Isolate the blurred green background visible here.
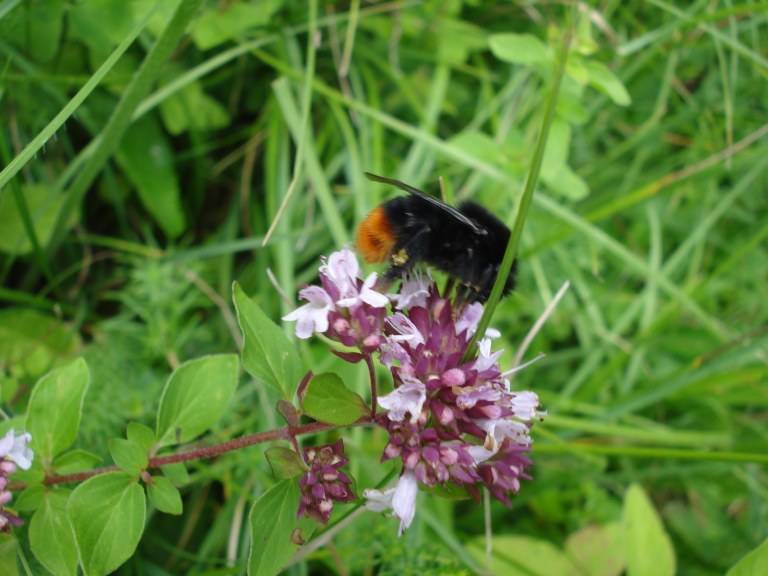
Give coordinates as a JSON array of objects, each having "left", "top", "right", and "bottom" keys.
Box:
[{"left": 1, "top": 1, "right": 767, "bottom": 574}]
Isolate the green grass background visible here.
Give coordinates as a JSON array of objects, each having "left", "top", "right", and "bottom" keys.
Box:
[{"left": 1, "top": 0, "right": 767, "bottom": 574}]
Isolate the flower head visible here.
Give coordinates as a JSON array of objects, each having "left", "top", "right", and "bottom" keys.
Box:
[
  {"left": 284, "top": 249, "right": 388, "bottom": 349},
  {"left": 297, "top": 440, "right": 356, "bottom": 524},
  {"left": 366, "top": 286, "right": 543, "bottom": 532},
  {"left": 283, "top": 250, "right": 545, "bottom": 533}
]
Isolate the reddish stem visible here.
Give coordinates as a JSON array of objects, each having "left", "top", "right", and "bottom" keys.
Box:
[
  {"left": 40, "top": 419, "right": 373, "bottom": 487},
  {"left": 364, "top": 352, "right": 377, "bottom": 417}
]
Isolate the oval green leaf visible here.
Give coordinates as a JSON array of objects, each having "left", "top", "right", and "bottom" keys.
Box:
[
  {"left": 489, "top": 33, "right": 553, "bottom": 67},
  {"left": 67, "top": 472, "right": 146, "bottom": 576},
  {"left": 248, "top": 479, "right": 315, "bottom": 576},
  {"left": 30, "top": 489, "right": 78, "bottom": 576},
  {"left": 109, "top": 438, "right": 148, "bottom": 477},
  {"left": 26, "top": 357, "right": 90, "bottom": 466},
  {"left": 117, "top": 115, "right": 185, "bottom": 238},
  {"left": 233, "top": 282, "right": 303, "bottom": 399},
  {"left": 301, "top": 372, "right": 369, "bottom": 426},
  {"left": 586, "top": 60, "right": 631, "bottom": 106},
  {"left": 146, "top": 475, "right": 183, "bottom": 515},
  {"left": 623, "top": 484, "right": 676, "bottom": 576},
  {"left": 156, "top": 354, "right": 239, "bottom": 448}
]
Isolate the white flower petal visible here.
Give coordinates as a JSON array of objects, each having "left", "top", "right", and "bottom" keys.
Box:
[
  {"left": 363, "top": 487, "right": 395, "bottom": 512},
  {"left": 6, "top": 430, "right": 33, "bottom": 470},
  {"left": 363, "top": 471, "right": 419, "bottom": 536},
  {"left": 387, "top": 313, "right": 425, "bottom": 347},
  {"left": 392, "top": 471, "right": 418, "bottom": 535},
  {"left": 0, "top": 430, "right": 14, "bottom": 459},
  {"left": 391, "top": 273, "right": 430, "bottom": 310},
  {"left": 378, "top": 375, "right": 426, "bottom": 423},
  {"left": 283, "top": 287, "right": 334, "bottom": 338},
  {"left": 322, "top": 249, "right": 360, "bottom": 299},
  {"left": 359, "top": 273, "right": 389, "bottom": 308},
  {"left": 510, "top": 391, "right": 541, "bottom": 420},
  {"left": 455, "top": 302, "right": 483, "bottom": 335},
  {"left": 467, "top": 444, "right": 496, "bottom": 464}
]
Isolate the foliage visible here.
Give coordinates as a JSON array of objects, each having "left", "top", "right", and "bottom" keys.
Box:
[{"left": 1, "top": 0, "right": 767, "bottom": 574}]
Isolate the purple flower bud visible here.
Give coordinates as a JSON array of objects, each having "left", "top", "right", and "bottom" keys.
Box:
[{"left": 297, "top": 440, "right": 356, "bottom": 524}]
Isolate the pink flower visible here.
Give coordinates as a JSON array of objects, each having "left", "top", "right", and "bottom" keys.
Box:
[
  {"left": 320, "top": 248, "right": 360, "bottom": 301},
  {"left": 386, "top": 313, "right": 425, "bottom": 348},
  {"left": 337, "top": 272, "right": 389, "bottom": 308},
  {"left": 282, "top": 286, "right": 335, "bottom": 339},
  {"left": 390, "top": 273, "right": 430, "bottom": 310},
  {"left": 378, "top": 374, "right": 426, "bottom": 424}
]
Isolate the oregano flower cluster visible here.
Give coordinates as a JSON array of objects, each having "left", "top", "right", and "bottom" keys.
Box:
[{"left": 284, "top": 249, "right": 544, "bottom": 533}]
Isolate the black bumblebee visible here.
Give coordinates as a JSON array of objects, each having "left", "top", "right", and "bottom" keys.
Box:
[{"left": 356, "top": 172, "right": 516, "bottom": 303}]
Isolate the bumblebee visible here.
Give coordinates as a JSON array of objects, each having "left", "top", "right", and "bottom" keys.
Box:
[{"left": 356, "top": 172, "right": 516, "bottom": 303}]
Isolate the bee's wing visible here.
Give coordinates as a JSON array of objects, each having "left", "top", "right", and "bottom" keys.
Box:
[{"left": 364, "top": 172, "right": 481, "bottom": 233}]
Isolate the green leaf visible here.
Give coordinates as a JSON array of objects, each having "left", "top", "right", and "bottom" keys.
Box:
[
  {"left": 564, "top": 522, "right": 626, "bottom": 576},
  {"left": 156, "top": 354, "right": 239, "bottom": 448},
  {"left": 116, "top": 115, "right": 185, "bottom": 238},
  {"left": 489, "top": 33, "right": 553, "bottom": 67},
  {"left": 623, "top": 484, "right": 676, "bottom": 576},
  {"left": 233, "top": 282, "right": 303, "bottom": 399},
  {"left": 248, "top": 479, "right": 315, "bottom": 576},
  {"left": 542, "top": 165, "right": 589, "bottom": 200},
  {"left": 146, "top": 475, "right": 183, "bottom": 515},
  {"left": 0, "top": 535, "right": 17, "bottom": 576},
  {"left": 159, "top": 80, "right": 230, "bottom": 135},
  {"left": 30, "top": 489, "right": 78, "bottom": 576},
  {"left": 0, "top": 309, "right": 79, "bottom": 380},
  {"left": 127, "top": 423, "right": 156, "bottom": 453},
  {"left": 449, "top": 131, "right": 507, "bottom": 167},
  {"left": 190, "top": 0, "right": 282, "bottom": 49},
  {"left": 52, "top": 450, "right": 103, "bottom": 475},
  {"left": 586, "top": 60, "right": 631, "bottom": 106},
  {"left": 541, "top": 118, "right": 589, "bottom": 200},
  {"left": 109, "top": 438, "right": 148, "bottom": 477},
  {"left": 265, "top": 447, "right": 306, "bottom": 480},
  {"left": 436, "top": 18, "right": 487, "bottom": 64},
  {"left": 0, "top": 0, "right": 63, "bottom": 63},
  {"left": 161, "top": 462, "right": 190, "bottom": 485},
  {"left": 726, "top": 535, "right": 768, "bottom": 576},
  {"left": 68, "top": 0, "right": 134, "bottom": 52},
  {"left": 26, "top": 358, "right": 90, "bottom": 466},
  {"left": 467, "top": 535, "right": 578, "bottom": 575},
  {"left": 0, "top": 185, "right": 71, "bottom": 255},
  {"left": 67, "top": 472, "right": 146, "bottom": 576},
  {"left": 15, "top": 484, "right": 47, "bottom": 512},
  {"left": 301, "top": 372, "right": 369, "bottom": 426}
]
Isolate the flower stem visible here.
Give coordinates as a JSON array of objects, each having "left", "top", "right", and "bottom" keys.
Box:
[
  {"left": 39, "top": 419, "right": 375, "bottom": 487},
  {"left": 364, "top": 352, "right": 378, "bottom": 417}
]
